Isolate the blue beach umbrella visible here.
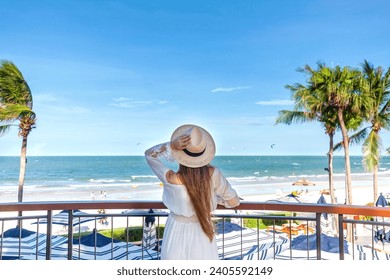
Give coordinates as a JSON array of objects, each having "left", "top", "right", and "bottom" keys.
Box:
[
  {"left": 215, "top": 222, "right": 289, "bottom": 260},
  {"left": 33, "top": 209, "right": 99, "bottom": 228},
  {"left": 317, "top": 194, "right": 328, "bottom": 220},
  {"left": 291, "top": 233, "right": 349, "bottom": 254},
  {"left": 71, "top": 230, "right": 159, "bottom": 260},
  {"left": 22, "top": 229, "right": 160, "bottom": 260},
  {"left": 375, "top": 193, "right": 388, "bottom": 207},
  {"left": 143, "top": 209, "right": 157, "bottom": 250},
  {"left": 275, "top": 240, "right": 390, "bottom": 260},
  {"left": 122, "top": 208, "right": 167, "bottom": 251},
  {"left": 145, "top": 209, "right": 156, "bottom": 226},
  {"left": 374, "top": 229, "right": 387, "bottom": 243},
  {"left": 0, "top": 227, "right": 67, "bottom": 260},
  {"left": 374, "top": 193, "right": 389, "bottom": 245}
]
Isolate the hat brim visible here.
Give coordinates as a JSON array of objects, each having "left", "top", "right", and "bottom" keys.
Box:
[{"left": 170, "top": 124, "right": 216, "bottom": 168}]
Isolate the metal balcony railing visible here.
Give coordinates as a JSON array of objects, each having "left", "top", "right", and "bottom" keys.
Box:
[{"left": 1, "top": 200, "right": 390, "bottom": 260}]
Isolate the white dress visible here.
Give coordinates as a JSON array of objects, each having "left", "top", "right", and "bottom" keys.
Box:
[{"left": 145, "top": 143, "right": 239, "bottom": 260}]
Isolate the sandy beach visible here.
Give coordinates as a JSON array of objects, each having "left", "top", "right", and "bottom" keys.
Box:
[
  {"left": 239, "top": 172, "right": 390, "bottom": 205},
  {"left": 1, "top": 170, "right": 389, "bottom": 216},
  {"left": 1, "top": 172, "right": 390, "bottom": 206},
  {"left": 1, "top": 172, "right": 389, "bottom": 230}
]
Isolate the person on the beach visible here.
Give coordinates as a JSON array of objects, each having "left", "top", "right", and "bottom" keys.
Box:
[{"left": 145, "top": 124, "right": 240, "bottom": 260}]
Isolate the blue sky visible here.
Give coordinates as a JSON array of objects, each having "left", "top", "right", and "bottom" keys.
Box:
[{"left": 1, "top": 0, "right": 389, "bottom": 156}]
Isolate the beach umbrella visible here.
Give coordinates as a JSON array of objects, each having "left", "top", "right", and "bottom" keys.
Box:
[
  {"left": 22, "top": 229, "right": 160, "bottom": 260},
  {"left": 215, "top": 222, "right": 289, "bottom": 260},
  {"left": 142, "top": 209, "right": 157, "bottom": 250},
  {"left": 375, "top": 193, "right": 388, "bottom": 207},
  {"left": 121, "top": 208, "right": 167, "bottom": 217},
  {"left": 121, "top": 208, "right": 167, "bottom": 251},
  {"left": 373, "top": 228, "right": 387, "bottom": 243},
  {"left": 317, "top": 194, "right": 328, "bottom": 220},
  {"left": 71, "top": 230, "right": 159, "bottom": 260},
  {"left": 0, "top": 226, "right": 67, "bottom": 260},
  {"left": 274, "top": 244, "right": 390, "bottom": 260},
  {"left": 292, "top": 179, "right": 315, "bottom": 186},
  {"left": 290, "top": 233, "right": 348, "bottom": 253},
  {"left": 374, "top": 193, "right": 389, "bottom": 245},
  {"left": 33, "top": 209, "right": 98, "bottom": 227},
  {"left": 275, "top": 234, "right": 390, "bottom": 260}
]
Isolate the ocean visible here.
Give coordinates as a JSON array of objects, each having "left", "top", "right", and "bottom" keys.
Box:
[{"left": 1, "top": 155, "right": 390, "bottom": 201}]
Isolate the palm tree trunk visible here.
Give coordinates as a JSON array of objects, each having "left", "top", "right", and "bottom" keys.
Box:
[
  {"left": 344, "top": 144, "right": 353, "bottom": 204},
  {"left": 337, "top": 109, "right": 354, "bottom": 241},
  {"left": 327, "top": 132, "right": 339, "bottom": 235},
  {"left": 17, "top": 136, "right": 28, "bottom": 225},
  {"left": 337, "top": 109, "right": 353, "bottom": 205},
  {"left": 327, "top": 132, "right": 336, "bottom": 203},
  {"left": 373, "top": 164, "right": 378, "bottom": 203}
]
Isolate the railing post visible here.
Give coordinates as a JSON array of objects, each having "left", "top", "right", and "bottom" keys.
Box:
[
  {"left": 45, "top": 210, "right": 52, "bottom": 260},
  {"left": 222, "top": 218, "right": 225, "bottom": 259},
  {"left": 67, "top": 210, "right": 73, "bottom": 260},
  {"left": 338, "top": 214, "right": 344, "bottom": 260},
  {"left": 0, "top": 220, "right": 4, "bottom": 260},
  {"left": 315, "top": 213, "right": 321, "bottom": 260}
]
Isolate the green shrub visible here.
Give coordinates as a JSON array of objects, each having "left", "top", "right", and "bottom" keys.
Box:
[
  {"left": 242, "top": 213, "right": 293, "bottom": 229},
  {"left": 243, "top": 218, "right": 262, "bottom": 229},
  {"left": 260, "top": 214, "right": 288, "bottom": 227},
  {"left": 98, "top": 226, "right": 165, "bottom": 242},
  {"left": 261, "top": 218, "right": 287, "bottom": 227}
]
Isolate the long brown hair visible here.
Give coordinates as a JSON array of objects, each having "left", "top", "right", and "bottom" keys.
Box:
[{"left": 178, "top": 164, "right": 214, "bottom": 241}]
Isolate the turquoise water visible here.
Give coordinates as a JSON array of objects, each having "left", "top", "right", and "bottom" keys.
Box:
[{"left": 1, "top": 155, "right": 389, "bottom": 198}]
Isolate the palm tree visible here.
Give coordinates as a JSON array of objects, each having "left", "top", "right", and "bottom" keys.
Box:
[
  {"left": 277, "top": 65, "right": 358, "bottom": 235},
  {"left": 283, "top": 63, "right": 366, "bottom": 205},
  {"left": 276, "top": 78, "right": 339, "bottom": 206},
  {"left": 308, "top": 63, "right": 366, "bottom": 205},
  {"left": 0, "top": 60, "right": 36, "bottom": 206},
  {"left": 359, "top": 60, "right": 390, "bottom": 202}
]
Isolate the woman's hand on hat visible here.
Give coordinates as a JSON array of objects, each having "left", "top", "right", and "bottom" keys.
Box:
[{"left": 171, "top": 135, "right": 191, "bottom": 151}]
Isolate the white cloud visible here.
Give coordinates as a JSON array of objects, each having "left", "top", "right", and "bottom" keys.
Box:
[
  {"left": 255, "top": 99, "right": 294, "bottom": 106},
  {"left": 112, "top": 97, "right": 131, "bottom": 102},
  {"left": 110, "top": 98, "right": 168, "bottom": 108},
  {"left": 211, "top": 86, "right": 251, "bottom": 93}
]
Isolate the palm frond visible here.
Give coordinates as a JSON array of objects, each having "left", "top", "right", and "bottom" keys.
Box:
[
  {"left": 0, "top": 124, "right": 11, "bottom": 136},
  {"left": 380, "top": 99, "right": 390, "bottom": 116},
  {"left": 0, "top": 61, "right": 36, "bottom": 140},
  {"left": 333, "top": 141, "right": 343, "bottom": 151},
  {"left": 362, "top": 130, "right": 382, "bottom": 171},
  {"left": 348, "top": 127, "right": 370, "bottom": 146},
  {"left": 275, "top": 110, "right": 312, "bottom": 125},
  {"left": 0, "top": 103, "right": 34, "bottom": 120},
  {"left": 334, "top": 126, "right": 370, "bottom": 151},
  {"left": 0, "top": 60, "right": 33, "bottom": 108}
]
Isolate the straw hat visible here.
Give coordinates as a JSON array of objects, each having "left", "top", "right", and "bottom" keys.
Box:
[{"left": 170, "top": 124, "right": 216, "bottom": 168}]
